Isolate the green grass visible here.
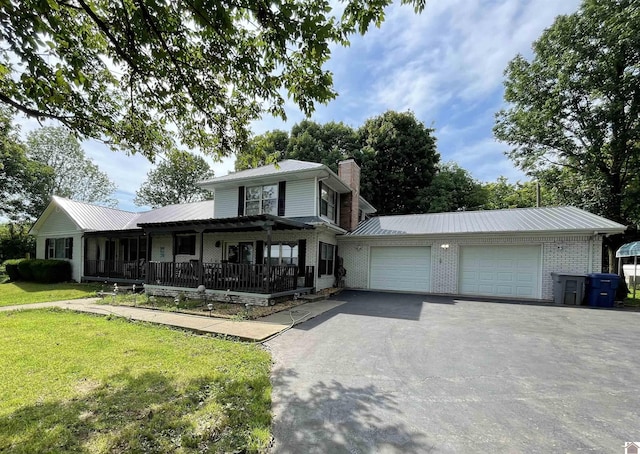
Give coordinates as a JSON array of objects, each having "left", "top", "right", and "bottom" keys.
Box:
[
  {"left": 625, "top": 288, "right": 640, "bottom": 307},
  {"left": 0, "top": 309, "right": 272, "bottom": 453},
  {"left": 0, "top": 281, "right": 103, "bottom": 307}
]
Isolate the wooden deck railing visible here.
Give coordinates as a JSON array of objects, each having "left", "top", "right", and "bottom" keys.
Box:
[
  {"left": 147, "top": 262, "right": 315, "bottom": 294},
  {"left": 84, "top": 260, "right": 145, "bottom": 280}
]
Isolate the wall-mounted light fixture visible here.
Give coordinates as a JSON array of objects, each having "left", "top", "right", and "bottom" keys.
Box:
[
  {"left": 215, "top": 240, "right": 221, "bottom": 248},
  {"left": 440, "top": 244, "right": 450, "bottom": 250}
]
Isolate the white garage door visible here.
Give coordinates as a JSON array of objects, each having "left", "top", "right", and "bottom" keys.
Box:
[
  {"left": 369, "top": 246, "right": 431, "bottom": 292},
  {"left": 460, "top": 245, "right": 541, "bottom": 298}
]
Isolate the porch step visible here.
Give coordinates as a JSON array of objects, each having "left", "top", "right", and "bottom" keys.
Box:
[{"left": 298, "top": 294, "right": 328, "bottom": 302}]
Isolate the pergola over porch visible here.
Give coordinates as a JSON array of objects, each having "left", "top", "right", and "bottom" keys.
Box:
[{"left": 137, "top": 214, "right": 315, "bottom": 298}]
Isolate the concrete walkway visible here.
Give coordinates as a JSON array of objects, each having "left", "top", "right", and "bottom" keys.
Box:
[{"left": 0, "top": 297, "right": 344, "bottom": 342}]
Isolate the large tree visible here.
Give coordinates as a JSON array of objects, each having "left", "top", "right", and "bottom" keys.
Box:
[
  {"left": 287, "top": 120, "right": 359, "bottom": 173},
  {"left": 494, "top": 0, "right": 640, "bottom": 227},
  {"left": 356, "top": 110, "right": 439, "bottom": 215},
  {"left": 0, "top": 0, "right": 424, "bottom": 160},
  {"left": 135, "top": 149, "right": 214, "bottom": 208},
  {"left": 235, "top": 130, "right": 290, "bottom": 171},
  {"left": 26, "top": 127, "right": 117, "bottom": 207},
  {"left": 419, "top": 163, "right": 486, "bottom": 213},
  {"left": 0, "top": 109, "right": 53, "bottom": 220},
  {"left": 481, "top": 177, "right": 554, "bottom": 210}
]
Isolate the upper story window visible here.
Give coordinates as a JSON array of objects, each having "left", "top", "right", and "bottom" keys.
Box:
[
  {"left": 320, "top": 183, "right": 337, "bottom": 221},
  {"left": 246, "top": 184, "right": 278, "bottom": 215}
]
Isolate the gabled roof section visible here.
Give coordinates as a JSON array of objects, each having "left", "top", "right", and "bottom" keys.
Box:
[
  {"left": 31, "top": 196, "right": 215, "bottom": 234},
  {"left": 346, "top": 206, "right": 626, "bottom": 237},
  {"left": 31, "top": 196, "right": 139, "bottom": 234},
  {"left": 124, "top": 200, "right": 214, "bottom": 229},
  {"left": 200, "top": 160, "right": 324, "bottom": 184}
]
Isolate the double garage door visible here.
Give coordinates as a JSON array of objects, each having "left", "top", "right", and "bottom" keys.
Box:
[{"left": 368, "top": 245, "right": 541, "bottom": 298}]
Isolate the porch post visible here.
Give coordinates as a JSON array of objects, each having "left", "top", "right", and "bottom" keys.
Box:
[
  {"left": 136, "top": 235, "right": 140, "bottom": 279},
  {"left": 108, "top": 236, "right": 112, "bottom": 279},
  {"left": 145, "top": 231, "right": 152, "bottom": 285},
  {"left": 265, "top": 225, "right": 272, "bottom": 293},
  {"left": 634, "top": 256, "right": 637, "bottom": 300},
  {"left": 198, "top": 229, "right": 204, "bottom": 286}
]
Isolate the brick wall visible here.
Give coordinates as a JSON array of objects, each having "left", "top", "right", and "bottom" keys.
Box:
[{"left": 338, "top": 234, "right": 603, "bottom": 300}]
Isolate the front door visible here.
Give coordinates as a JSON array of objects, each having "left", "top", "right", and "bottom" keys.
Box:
[{"left": 227, "top": 242, "right": 254, "bottom": 264}]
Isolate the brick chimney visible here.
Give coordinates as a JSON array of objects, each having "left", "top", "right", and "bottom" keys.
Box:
[{"left": 338, "top": 159, "right": 360, "bottom": 231}]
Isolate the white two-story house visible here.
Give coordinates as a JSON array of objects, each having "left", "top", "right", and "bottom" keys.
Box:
[
  {"left": 30, "top": 158, "right": 626, "bottom": 304},
  {"left": 30, "top": 159, "right": 376, "bottom": 304}
]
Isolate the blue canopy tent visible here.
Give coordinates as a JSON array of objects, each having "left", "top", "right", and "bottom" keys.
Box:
[{"left": 616, "top": 241, "right": 640, "bottom": 299}]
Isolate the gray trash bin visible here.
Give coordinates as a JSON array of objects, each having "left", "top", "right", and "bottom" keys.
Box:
[{"left": 551, "top": 273, "right": 587, "bottom": 305}]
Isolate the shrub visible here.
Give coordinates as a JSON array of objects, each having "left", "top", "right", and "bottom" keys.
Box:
[
  {"left": 29, "top": 259, "right": 71, "bottom": 283},
  {"left": 3, "top": 259, "right": 25, "bottom": 281},
  {"left": 2, "top": 259, "right": 71, "bottom": 283},
  {"left": 17, "top": 260, "right": 34, "bottom": 281}
]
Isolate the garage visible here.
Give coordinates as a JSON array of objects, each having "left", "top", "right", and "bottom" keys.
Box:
[
  {"left": 459, "top": 245, "right": 541, "bottom": 298},
  {"left": 369, "top": 246, "right": 431, "bottom": 292}
]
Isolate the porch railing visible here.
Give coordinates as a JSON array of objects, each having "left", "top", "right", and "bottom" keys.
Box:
[
  {"left": 84, "top": 260, "right": 145, "bottom": 280},
  {"left": 147, "top": 261, "right": 315, "bottom": 294}
]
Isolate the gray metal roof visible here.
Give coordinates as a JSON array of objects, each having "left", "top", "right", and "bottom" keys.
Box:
[
  {"left": 346, "top": 206, "right": 626, "bottom": 236},
  {"left": 200, "top": 160, "right": 324, "bottom": 184},
  {"left": 42, "top": 196, "right": 214, "bottom": 232},
  {"left": 124, "top": 200, "right": 215, "bottom": 229},
  {"left": 53, "top": 196, "right": 139, "bottom": 231}
]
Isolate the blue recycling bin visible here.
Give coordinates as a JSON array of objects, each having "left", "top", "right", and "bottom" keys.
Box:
[{"left": 586, "top": 273, "right": 620, "bottom": 307}]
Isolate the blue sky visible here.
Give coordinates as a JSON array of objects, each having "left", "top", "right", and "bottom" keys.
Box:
[{"left": 19, "top": 0, "right": 582, "bottom": 213}]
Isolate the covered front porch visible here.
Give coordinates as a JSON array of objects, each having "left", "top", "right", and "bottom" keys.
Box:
[{"left": 129, "top": 214, "right": 316, "bottom": 303}]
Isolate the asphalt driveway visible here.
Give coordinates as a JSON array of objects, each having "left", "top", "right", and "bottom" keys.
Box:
[{"left": 266, "top": 290, "right": 640, "bottom": 453}]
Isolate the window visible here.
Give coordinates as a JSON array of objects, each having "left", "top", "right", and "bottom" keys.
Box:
[
  {"left": 320, "top": 183, "right": 337, "bottom": 221},
  {"left": 318, "top": 242, "right": 335, "bottom": 275},
  {"left": 227, "top": 242, "right": 254, "bottom": 264},
  {"left": 176, "top": 235, "right": 196, "bottom": 255},
  {"left": 264, "top": 243, "right": 298, "bottom": 266},
  {"left": 122, "top": 238, "right": 147, "bottom": 261},
  {"left": 46, "top": 237, "right": 73, "bottom": 259},
  {"left": 245, "top": 184, "right": 278, "bottom": 215}
]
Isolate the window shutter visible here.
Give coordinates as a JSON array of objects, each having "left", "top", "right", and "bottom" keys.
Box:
[
  {"left": 318, "top": 181, "right": 323, "bottom": 216},
  {"left": 238, "top": 186, "right": 245, "bottom": 216},
  {"left": 318, "top": 241, "right": 323, "bottom": 277},
  {"left": 297, "top": 239, "right": 306, "bottom": 276},
  {"left": 67, "top": 237, "right": 73, "bottom": 260},
  {"left": 256, "top": 240, "right": 264, "bottom": 264},
  {"left": 333, "top": 245, "right": 338, "bottom": 277},
  {"left": 278, "top": 181, "right": 286, "bottom": 216},
  {"left": 45, "top": 239, "right": 50, "bottom": 259}
]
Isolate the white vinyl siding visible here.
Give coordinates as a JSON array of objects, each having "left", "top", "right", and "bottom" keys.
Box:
[
  {"left": 285, "top": 179, "right": 317, "bottom": 217},
  {"left": 459, "top": 245, "right": 541, "bottom": 298},
  {"left": 213, "top": 187, "right": 238, "bottom": 218},
  {"left": 37, "top": 208, "right": 77, "bottom": 234},
  {"left": 369, "top": 246, "right": 431, "bottom": 293}
]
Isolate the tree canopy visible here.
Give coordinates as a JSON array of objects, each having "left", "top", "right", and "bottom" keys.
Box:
[
  {"left": 420, "top": 163, "right": 486, "bottom": 213},
  {"left": 356, "top": 110, "right": 439, "bottom": 214},
  {"left": 26, "top": 126, "right": 117, "bottom": 207},
  {"left": 0, "top": 109, "right": 53, "bottom": 221},
  {"left": 135, "top": 149, "right": 214, "bottom": 208},
  {"left": 494, "top": 0, "right": 640, "bottom": 226},
  {"left": 0, "top": 0, "right": 424, "bottom": 160}
]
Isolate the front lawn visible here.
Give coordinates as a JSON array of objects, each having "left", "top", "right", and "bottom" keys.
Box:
[
  {"left": 0, "top": 309, "right": 272, "bottom": 453},
  {"left": 0, "top": 281, "right": 102, "bottom": 307}
]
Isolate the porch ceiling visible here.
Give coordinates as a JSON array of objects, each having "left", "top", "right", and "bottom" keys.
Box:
[{"left": 137, "top": 214, "right": 313, "bottom": 233}]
